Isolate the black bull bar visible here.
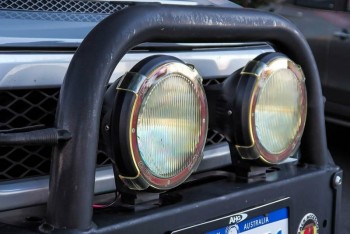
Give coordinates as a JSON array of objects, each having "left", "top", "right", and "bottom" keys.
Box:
[{"left": 44, "top": 4, "right": 338, "bottom": 232}]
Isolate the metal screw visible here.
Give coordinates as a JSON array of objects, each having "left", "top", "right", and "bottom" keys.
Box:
[
  {"left": 104, "top": 125, "right": 110, "bottom": 131},
  {"left": 39, "top": 223, "right": 54, "bottom": 233},
  {"left": 228, "top": 110, "right": 233, "bottom": 116},
  {"left": 334, "top": 175, "right": 342, "bottom": 186}
]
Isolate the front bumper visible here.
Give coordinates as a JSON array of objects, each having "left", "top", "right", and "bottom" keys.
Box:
[{"left": 0, "top": 164, "right": 342, "bottom": 233}]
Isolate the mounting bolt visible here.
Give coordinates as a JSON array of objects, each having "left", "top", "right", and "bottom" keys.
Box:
[
  {"left": 227, "top": 110, "right": 232, "bottom": 116},
  {"left": 334, "top": 175, "right": 342, "bottom": 186},
  {"left": 39, "top": 223, "right": 54, "bottom": 233},
  {"left": 104, "top": 125, "right": 110, "bottom": 131}
]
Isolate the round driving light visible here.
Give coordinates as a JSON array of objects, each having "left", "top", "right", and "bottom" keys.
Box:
[
  {"left": 235, "top": 53, "right": 307, "bottom": 164},
  {"left": 111, "top": 55, "right": 208, "bottom": 191}
]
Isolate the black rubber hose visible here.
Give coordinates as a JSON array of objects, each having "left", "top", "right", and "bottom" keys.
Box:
[{"left": 47, "top": 4, "right": 332, "bottom": 230}]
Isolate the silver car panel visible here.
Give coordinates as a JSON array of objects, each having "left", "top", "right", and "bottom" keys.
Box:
[{"left": 0, "top": 45, "right": 273, "bottom": 89}]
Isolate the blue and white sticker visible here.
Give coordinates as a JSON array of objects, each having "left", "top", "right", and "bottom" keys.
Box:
[{"left": 206, "top": 208, "right": 288, "bottom": 234}]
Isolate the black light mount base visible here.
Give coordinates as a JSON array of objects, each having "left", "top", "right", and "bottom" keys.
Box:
[
  {"left": 234, "top": 161, "right": 270, "bottom": 183},
  {"left": 118, "top": 190, "right": 184, "bottom": 212},
  {"left": 228, "top": 144, "right": 272, "bottom": 183},
  {"left": 120, "top": 191, "right": 160, "bottom": 208}
]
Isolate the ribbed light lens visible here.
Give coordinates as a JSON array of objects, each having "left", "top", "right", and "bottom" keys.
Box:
[
  {"left": 137, "top": 73, "right": 203, "bottom": 178},
  {"left": 235, "top": 53, "right": 307, "bottom": 164},
  {"left": 249, "top": 57, "right": 307, "bottom": 163},
  {"left": 114, "top": 56, "right": 208, "bottom": 190},
  {"left": 255, "top": 68, "right": 303, "bottom": 154}
]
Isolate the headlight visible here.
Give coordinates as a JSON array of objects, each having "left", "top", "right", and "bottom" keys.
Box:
[
  {"left": 109, "top": 55, "right": 208, "bottom": 191},
  {"left": 234, "top": 53, "right": 307, "bottom": 164}
]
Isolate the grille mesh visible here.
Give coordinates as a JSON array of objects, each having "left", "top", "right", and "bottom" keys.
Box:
[
  {"left": 0, "top": 89, "right": 59, "bottom": 130},
  {"left": 206, "top": 129, "right": 226, "bottom": 146},
  {"left": 203, "top": 77, "right": 226, "bottom": 86},
  {"left": 0, "top": 9, "right": 108, "bottom": 23},
  {"left": 202, "top": 77, "right": 227, "bottom": 147},
  {"left": 0, "top": 89, "right": 111, "bottom": 181},
  {"left": 0, "top": 78, "right": 226, "bottom": 181},
  {"left": 0, "top": 0, "right": 130, "bottom": 14},
  {"left": 0, "top": 146, "right": 51, "bottom": 180}
]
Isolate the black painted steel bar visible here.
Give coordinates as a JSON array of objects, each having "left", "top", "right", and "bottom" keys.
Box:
[
  {"left": 0, "top": 128, "right": 71, "bottom": 146},
  {"left": 47, "top": 4, "right": 331, "bottom": 230}
]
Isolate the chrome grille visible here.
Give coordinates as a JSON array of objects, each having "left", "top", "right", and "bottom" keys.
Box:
[
  {"left": 0, "top": 79, "right": 226, "bottom": 181},
  {"left": 0, "top": 0, "right": 130, "bottom": 14}
]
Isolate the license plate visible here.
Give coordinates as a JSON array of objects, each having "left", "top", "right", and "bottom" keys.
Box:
[{"left": 206, "top": 208, "right": 288, "bottom": 234}]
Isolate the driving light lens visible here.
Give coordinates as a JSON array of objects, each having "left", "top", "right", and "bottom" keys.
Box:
[
  {"left": 255, "top": 68, "right": 303, "bottom": 154},
  {"left": 137, "top": 74, "right": 203, "bottom": 178},
  {"left": 236, "top": 53, "right": 307, "bottom": 164},
  {"left": 111, "top": 56, "right": 208, "bottom": 191}
]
